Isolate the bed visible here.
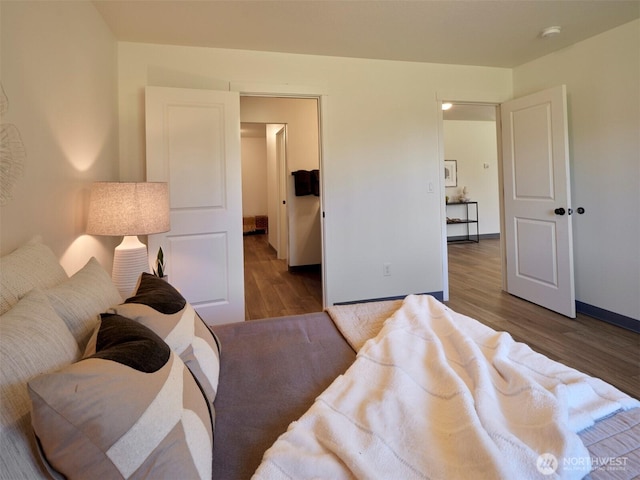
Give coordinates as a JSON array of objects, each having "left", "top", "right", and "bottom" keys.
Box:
[
  {"left": 212, "top": 300, "right": 640, "bottom": 480},
  {"left": 211, "top": 312, "right": 355, "bottom": 478},
  {"left": 1, "top": 237, "right": 638, "bottom": 480}
]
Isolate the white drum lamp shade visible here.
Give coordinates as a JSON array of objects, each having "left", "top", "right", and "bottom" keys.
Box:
[{"left": 86, "top": 182, "right": 170, "bottom": 299}]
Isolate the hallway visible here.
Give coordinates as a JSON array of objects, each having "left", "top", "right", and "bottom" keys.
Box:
[{"left": 243, "top": 234, "right": 322, "bottom": 320}]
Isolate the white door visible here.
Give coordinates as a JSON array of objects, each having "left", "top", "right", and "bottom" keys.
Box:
[
  {"left": 501, "top": 85, "right": 575, "bottom": 317},
  {"left": 146, "top": 86, "right": 245, "bottom": 325}
]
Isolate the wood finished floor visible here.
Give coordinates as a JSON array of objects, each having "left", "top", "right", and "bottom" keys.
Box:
[
  {"left": 243, "top": 233, "right": 322, "bottom": 320},
  {"left": 244, "top": 234, "right": 639, "bottom": 398}
]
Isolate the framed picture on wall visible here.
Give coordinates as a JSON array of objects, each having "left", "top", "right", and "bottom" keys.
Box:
[{"left": 444, "top": 160, "right": 457, "bottom": 187}]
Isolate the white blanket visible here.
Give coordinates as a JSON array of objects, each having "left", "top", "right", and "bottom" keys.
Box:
[{"left": 253, "top": 295, "right": 638, "bottom": 480}]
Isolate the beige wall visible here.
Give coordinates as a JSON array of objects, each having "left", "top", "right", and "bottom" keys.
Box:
[
  {"left": 117, "top": 42, "right": 512, "bottom": 305},
  {"left": 514, "top": 20, "right": 639, "bottom": 321},
  {"left": 443, "top": 120, "right": 500, "bottom": 236},
  {"left": 241, "top": 136, "right": 268, "bottom": 217},
  {"left": 0, "top": 1, "right": 120, "bottom": 274}
]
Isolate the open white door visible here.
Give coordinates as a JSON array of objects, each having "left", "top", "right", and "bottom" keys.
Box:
[
  {"left": 501, "top": 85, "right": 575, "bottom": 317},
  {"left": 146, "top": 86, "right": 244, "bottom": 324}
]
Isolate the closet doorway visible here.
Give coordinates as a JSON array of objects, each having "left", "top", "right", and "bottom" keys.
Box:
[{"left": 240, "top": 96, "right": 323, "bottom": 319}]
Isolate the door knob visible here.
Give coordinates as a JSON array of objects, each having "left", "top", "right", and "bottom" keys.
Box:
[
  {"left": 554, "top": 208, "right": 566, "bottom": 215},
  {"left": 577, "top": 207, "right": 585, "bottom": 214}
]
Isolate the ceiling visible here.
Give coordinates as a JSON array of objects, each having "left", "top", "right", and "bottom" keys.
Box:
[{"left": 93, "top": 0, "right": 639, "bottom": 68}]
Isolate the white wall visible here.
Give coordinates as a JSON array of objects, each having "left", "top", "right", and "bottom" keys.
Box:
[
  {"left": 240, "top": 96, "right": 321, "bottom": 266},
  {"left": 514, "top": 20, "right": 639, "bottom": 321},
  {"left": 444, "top": 120, "right": 500, "bottom": 237},
  {"left": 0, "top": 1, "right": 119, "bottom": 274},
  {"left": 241, "top": 136, "right": 268, "bottom": 216},
  {"left": 117, "top": 42, "right": 512, "bottom": 306}
]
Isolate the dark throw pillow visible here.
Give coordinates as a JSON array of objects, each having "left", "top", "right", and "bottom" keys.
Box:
[
  {"left": 110, "top": 273, "right": 221, "bottom": 409},
  {"left": 28, "top": 314, "right": 213, "bottom": 480}
]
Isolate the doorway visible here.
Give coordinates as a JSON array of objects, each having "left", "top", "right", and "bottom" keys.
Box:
[
  {"left": 240, "top": 96, "right": 323, "bottom": 319},
  {"left": 442, "top": 87, "right": 575, "bottom": 317},
  {"left": 441, "top": 102, "right": 502, "bottom": 293}
]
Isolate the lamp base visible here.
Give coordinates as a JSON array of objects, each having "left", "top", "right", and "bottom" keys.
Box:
[{"left": 112, "top": 236, "right": 150, "bottom": 299}]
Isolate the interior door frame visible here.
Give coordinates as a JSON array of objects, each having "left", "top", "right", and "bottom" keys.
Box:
[
  {"left": 439, "top": 90, "right": 575, "bottom": 315},
  {"left": 436, "top": 94, "right": 508, "bottom": 301},
  {"left": 275, "top": 124, "right": 289, "bottom": 261},
  {"left": 233, "top": 83, "right": 328, "bottom": 308}
]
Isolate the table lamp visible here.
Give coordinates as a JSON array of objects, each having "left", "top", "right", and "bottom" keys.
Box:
[{"left": 86, "top": 182, "right": 170, "bottom": 299}]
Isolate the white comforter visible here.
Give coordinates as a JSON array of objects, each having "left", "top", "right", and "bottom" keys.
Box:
[{"left": 253, "top": 295, "right": 638, "bottom": 480}]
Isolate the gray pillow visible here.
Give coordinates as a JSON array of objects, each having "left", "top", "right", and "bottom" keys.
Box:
[
  {"left": 110, "top": 273, "right": 221, "bottom": 408},
  {"left": 29, "top": 314, "right": 213, "bottom": 480},
  {"left": 0, "top": 289, "right": 80, "bottom": 479},
  {"left": 0, "top": 236, "right": 68, "bottom": 315},
  {"left": 45, "top": 257, "right": 122, "bottom": 350}
]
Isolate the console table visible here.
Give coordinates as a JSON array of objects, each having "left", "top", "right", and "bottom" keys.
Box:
[{"left": 446, "top": 201, "right": 479, "bottom": 243}]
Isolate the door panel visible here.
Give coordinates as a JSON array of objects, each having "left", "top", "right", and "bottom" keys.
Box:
[
  {"left": 146, "top": 86, "right": 244, "bottom": 325},
  {"left": 168, "top": 233, "right": 228, "bottom": 304},
  {"left": 514, "top": 218, "right": 557, "bottom": 287},
  {"left": 501, "top": 85, "right": 575, "bottom": 317},
  {"left": 167, "top": 103, "right": 226, "bottom": 208},
  {"left": 512, "top": 104, "right": 554, "bottom": 199}
]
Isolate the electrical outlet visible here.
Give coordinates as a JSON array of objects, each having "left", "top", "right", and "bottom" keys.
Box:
[{"left": 383, "top": 263, "right": 391, "bottom": 276}]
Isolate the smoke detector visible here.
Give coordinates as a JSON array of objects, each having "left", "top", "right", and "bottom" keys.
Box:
[{"left": 541, "top": 26, "right": 562, "bottom": 39}]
